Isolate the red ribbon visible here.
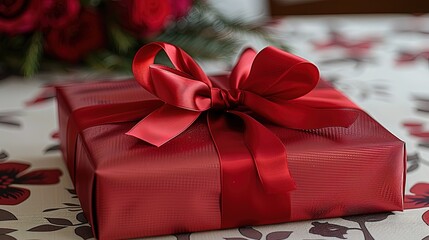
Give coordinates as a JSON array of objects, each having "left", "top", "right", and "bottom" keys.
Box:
[{"left": 130, "top": 42, "right": 357, "bottom": 195}]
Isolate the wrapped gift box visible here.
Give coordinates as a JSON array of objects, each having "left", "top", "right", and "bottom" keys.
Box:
[{"left": 56, "top": 42, "right": 405, "bottom": 240}]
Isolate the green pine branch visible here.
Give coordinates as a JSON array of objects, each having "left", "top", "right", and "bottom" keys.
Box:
[
  {"left": 84, "top": 50, "right": 133, "bottom": 73},
  {"left": 108, "top": 22, "right": 138, "bottom": 54},
  {"left": 155, "top": 29, "right": 240, "bottom": 60},
  {"left": 192, "top": 1, "right": 288, "bottom": 50},
  {"left": 21, "top": 31, "right": 43, "bottom": 77}
]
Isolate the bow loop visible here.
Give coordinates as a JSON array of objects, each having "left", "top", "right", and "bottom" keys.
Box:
[
  {"left": 229, "top": 48, "right": 257, "bottom": 89},
  {"left": 133, "top": 42, "right": 213, "bottom": 111},
  {"left": 148, "top": 65, "right": 212, "bottom": 111},
  {"left": 238, "top": 46, "right": 319, "bottom": 101}
]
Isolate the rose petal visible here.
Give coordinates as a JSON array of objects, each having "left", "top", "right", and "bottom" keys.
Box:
[
  {"left": 410, "top": 183, "right": 429, "bottom": 195},
  {"left": 402, "top": 121, "right": 423, "bottom": 128},
  {"left": 423, "top": 210, "right": 429, "bottom": 226},
  {"left": 41, "top": 0, "right": 80, "bottom": 28},
  {"left": 0, "top": 187, "right": 30, "bottom": 205},
  {"left": 0, "top": 162, "right": 30, "bottom": 175},
  {"left": 0, "top": 0, "right": 49, "bottom": 34},
  {"left": 15, "top": 169, "right": 62, "bottom": 184}
]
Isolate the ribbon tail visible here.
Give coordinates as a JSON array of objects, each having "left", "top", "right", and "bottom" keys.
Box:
[
  {"left": 243, "top": 91, "right": 359, "bottom": 129},
  {"left": 126, "top": 104, "right": 201, "bottom": 147},
  {"left": 230, "top": 110, "right": 296, "bottom": 194}
]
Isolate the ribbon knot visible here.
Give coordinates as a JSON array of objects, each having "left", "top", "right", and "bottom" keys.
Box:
[
  {"left": 211, "top": 88, "right": 243, "bottom": 110},
  {"left": 128, "top": 42, "right": 358, "bottom": 194}
]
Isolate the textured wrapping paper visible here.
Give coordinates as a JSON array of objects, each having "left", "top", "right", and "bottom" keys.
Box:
[{"left": 56, "top": 43, "right": 405, "bottom": 240}]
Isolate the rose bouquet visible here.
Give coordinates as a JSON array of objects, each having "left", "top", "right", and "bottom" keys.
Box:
[{"left": 0, "top": 0, "right": 285, "bottom": 77}]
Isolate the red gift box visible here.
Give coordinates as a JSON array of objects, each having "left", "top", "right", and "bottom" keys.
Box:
[{"left": 56, "top": 42, "right": 405, "bottom": 240}]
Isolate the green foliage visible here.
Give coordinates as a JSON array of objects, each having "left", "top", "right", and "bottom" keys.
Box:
[
  {"left": 80, "top": 0, "right": 102, "bottom": 7},
  {"left": 154, "top": 1, "right": 287, "bottom": 60},
  {"left": 22, "top": 32, "right": 43, "bottom": 77},
  {"left": 0, "top": 1, "right": 288, "bottom": 77},
  {"left": 85, "top": 50, "right": 133, "bottom": 73},
  {"left": 190, "top": 1, "right": 288, "bottom": 51},
  {"left": 108, "top": 22, "right": 138, "bottom": 54}
]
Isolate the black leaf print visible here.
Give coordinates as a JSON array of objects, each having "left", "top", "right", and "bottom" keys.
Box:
[
  {"left": 0, "top": 235, "right": 17, "bottom": 240},
  {"left": 239, "top": 227, "right": 263, "bottom": 240},
  {"left": 43, "top": 208, "right": 63, "bottom": 212},
  {"left": 0, "top": 151, "right": 8, "bottom": 161},
  {"left": 0, "top": 120, "right": 20, "bottom": 127},
  {"left": 419, "top": 143, "right": 429, "bottom": 148},
  {"left": 0, "top": 210, "right": 17, "bottom": 221},
  {"left": 29, "top": 188, "right": 93, "bottom": 238},
  {"left": 266, "top": 231, "right": 292, "bottom": 240},
  {"left": 413, "top": 96, "right": 429, "bottom": 113},
  {"left": 68, "top": 208, "right": 82, "bottom": 212},
  {"left": 66, "top": 188, "right": 77, "bottom": 195},
  {"left": 0, "top": 228, "right": 16, "bottom": 235},
  {"left": 74, "top": 226, "right": 93, "bottom": 240},
  {"left": 0, "top": 112, "right": 21, "bottom": 128},
  {"left": 341, "top": 212, "right": 394, "bottom": 240},
  {"left": 44, "top": 144, "right": 61, "bottom": 153},
  {"left": 28, "top": 224, "right": 66, "bottom": 232},
  {"left": 76, "top": 212, "right": 88, "bottom": 223},
  {"left": 63, "top": 203, "right": 80, "bottom": 207},
  {"left": 46, "top": 217, "right": 73, "bottom": 226},
  {"left": 408, "top": 163, "right": 420, "bottom": 172},
  {"left": 408, "top": 153, "right": 424, "bottom": 170},
  {"left": 401, "top": 122, "right": 429, "bottom": 172},
  {"left": 309, "top": 222, "right": 349, "bottom": 239},
  {"left": 343, "top": 212, "right": 393, "bottom": 223},
  {"left": 175, "top": 233, "right": 191, "bottom": 240},
  {"left": 229, "top": 227, "right": 294, "bottom": 240},
  {"left": 407, "top": 153, "right": 429, "bottom": 169},
  {"left": 408, "top": 153, "right": 420, "bottom": 162}
]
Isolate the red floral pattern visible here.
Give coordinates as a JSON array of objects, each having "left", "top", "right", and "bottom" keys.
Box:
[
  {"left": 424, "top": 211, "right": 429, "bottom": 226},
  {"left": 405, "top": 183, "right": 429, "bottom": 209},
  {"left": 405, "top": 183, "right": 429, "bottom": 226},
  {"left": 313, "top": 31, "right": 378, "bottom": 55},
  {"left": 396, "top": 50, "right": 429, "bottom": 65},
  {"left": 0, "top": 162, "right": 62, "bottom": 205}
]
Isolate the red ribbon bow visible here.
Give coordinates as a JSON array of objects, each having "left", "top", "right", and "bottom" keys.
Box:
[{"left": 129, "top": 42, "right": 357, "bottom": 195}]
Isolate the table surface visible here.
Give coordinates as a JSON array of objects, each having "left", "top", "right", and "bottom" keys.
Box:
[{"left": 0, "top": 15, "right": 429, "bottom": 240}]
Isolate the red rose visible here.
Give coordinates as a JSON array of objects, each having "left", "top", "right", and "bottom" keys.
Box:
[
  {"left": 41, "top": 0, "right": 80, "bottom": 29},
  {"left": 112, "top": 0, "right": 172, "bottom": 38},
  {"left": 0, "top": 0, "right": 51, "bottom": 35},
  {"left": 44, "top": 9, "right": 105, "bottom": 62},
  {"left": 170, "top": 0, "right": 192, "bottom": 19}
]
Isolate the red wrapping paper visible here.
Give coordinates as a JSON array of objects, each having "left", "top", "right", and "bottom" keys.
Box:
[{"left": 56, "top": 44, "right": 405, "bottom": 240}]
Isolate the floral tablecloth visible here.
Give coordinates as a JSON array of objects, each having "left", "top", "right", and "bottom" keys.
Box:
[{"left": 1, "top": 14, "right": 429, "bottom": 240}]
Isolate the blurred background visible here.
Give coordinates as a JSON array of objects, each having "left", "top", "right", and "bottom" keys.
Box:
[{"left": 0, "top": 0, "right": 428, "bottom": 78}]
